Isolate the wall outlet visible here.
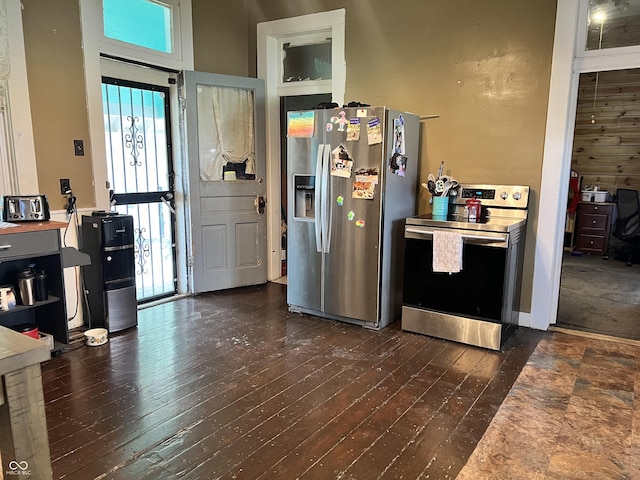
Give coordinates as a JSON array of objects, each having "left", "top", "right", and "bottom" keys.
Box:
[{"left": 60, "top": 178, "right": 71, "bottom": 195}]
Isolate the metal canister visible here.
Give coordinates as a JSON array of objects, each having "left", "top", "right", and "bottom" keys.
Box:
[
  {"left": 17, "top": 268, "right": 35, "bottom": 306},
  {"left": 35, "top": 270, "right": 48, "bottom": 301}
]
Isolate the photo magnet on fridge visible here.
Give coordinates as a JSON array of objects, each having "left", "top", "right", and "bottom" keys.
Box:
[
  {"left": 330, "top": 144, "right": 354, "bottom": 178},
  {"left": 394, "top": 115, "right": 406, "bottom": 155},
  {"left": 367, "top": 118, "right": 383, "bottom": 145},
  {"left": 355, "top": 167, "right": 379, "bottom": 184},
  {"left": 389, "top": 152, "right": 408, "bottom": 177},
  {"left": 347, "top": 118, "right": 361, "bottom": 141},
  {"left": 352, "top": 181, "right": 375, "bottom": 200}
]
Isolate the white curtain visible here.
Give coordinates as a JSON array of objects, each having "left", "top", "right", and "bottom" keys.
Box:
[{"left": 197, "top": 85, "right": 255, "bottom": 181}]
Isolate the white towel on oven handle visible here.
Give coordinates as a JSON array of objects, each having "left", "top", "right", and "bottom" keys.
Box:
[{"left": 432, "top": 230, "right": 463, "bottom": 273}]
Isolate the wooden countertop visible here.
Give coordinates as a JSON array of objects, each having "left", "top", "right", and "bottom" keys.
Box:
[
  {"left": 0, "top": 220, "right": 67, "bottom": 236},
  {"left": 0, "top": 326, "right": 50, "bottom": 376}
]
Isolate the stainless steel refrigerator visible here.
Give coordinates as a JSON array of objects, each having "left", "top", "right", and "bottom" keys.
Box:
[{"left": 286, "top": 106, "right": 419, "bottom": 330}]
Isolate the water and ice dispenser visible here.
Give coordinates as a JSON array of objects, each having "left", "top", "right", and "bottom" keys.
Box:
[{"left": 294, "top": 175, "right": 315, "bottom": 219}]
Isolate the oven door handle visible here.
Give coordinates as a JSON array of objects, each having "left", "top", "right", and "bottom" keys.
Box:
[{"left": 405, "top": 227, "right": 509, "bottom": 248}]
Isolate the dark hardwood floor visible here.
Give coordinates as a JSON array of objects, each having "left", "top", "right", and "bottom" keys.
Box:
[{"left": 41, "top": 283, "right": 542, "bottom": 479}]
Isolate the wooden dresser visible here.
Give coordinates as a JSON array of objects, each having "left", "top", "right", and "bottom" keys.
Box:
[{"left": 574, "top": 202, "right": 615, "bottom": 257}]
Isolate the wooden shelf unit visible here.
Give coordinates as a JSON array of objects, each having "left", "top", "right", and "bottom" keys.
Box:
[{"left": 0, "top": 221, "right": 70, "bottom": 344}]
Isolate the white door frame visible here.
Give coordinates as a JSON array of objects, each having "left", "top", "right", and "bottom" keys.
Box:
[
  {"left": 257, "top": 9, "right": 346, "bottom": 281},
  {"left": 6, "top": 0, "right": 38, "bottom": 195},
  {"left": 531, "top": 0, "right": 640, "bottom": 330}
]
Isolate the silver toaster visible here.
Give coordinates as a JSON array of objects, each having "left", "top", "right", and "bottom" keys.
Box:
[{"left": 2, "top": 195, "right": 51, "bottom": 222}]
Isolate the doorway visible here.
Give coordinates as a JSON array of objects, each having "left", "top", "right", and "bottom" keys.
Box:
[
  {"left": 102, "top": 76, "right": 178, "bottom": 303},
  {"left": 257, "top": 9, "right": 346, "bottom": 281},
  {"left": 557, "top": 68, "right": 640, "bottom": 341}
]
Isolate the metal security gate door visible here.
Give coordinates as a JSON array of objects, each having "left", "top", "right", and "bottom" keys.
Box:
[{"left": 102, "top": 77, "right": 177, "bottom": 302}]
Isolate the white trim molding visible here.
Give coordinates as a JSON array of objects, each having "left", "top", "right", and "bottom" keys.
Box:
[
  {"left": 530, "top": 0, "right": 581, "bottom": 330},
  {"left": 6, "top": 0, "right": 38, "bottom": 194},
  {"left": 79, "top": 0, "right": 194, "bottom": 210},
  {"left": 257, "top": 9, "right": 346, "bottom": 281},
  {"left": 531, "top": 0, "right": 640, "bottom": 330}
]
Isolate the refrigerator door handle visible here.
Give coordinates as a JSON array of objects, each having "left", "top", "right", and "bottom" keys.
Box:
[
  {"left": 314, "top": 144, "right": 324, "bottom": 253},
  {"left": 322, "top": 145, "right": 332, "bottom": 253}
]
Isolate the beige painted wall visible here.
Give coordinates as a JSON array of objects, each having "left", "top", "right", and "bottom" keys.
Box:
[
  {"left": 22, "top": 0, "right": 94, "bottom": 211},
  {"left": 192, "top": 0, "right": 250, "bottom": 75},
  {"left": 20, "top": 0, "right": 558, "bottom": 313},
  {"left": 20, "top": 0, "right": 250, "bottom": 212},
  {"left": 248, "top": 0, "right": 558, "bottom": 312}
]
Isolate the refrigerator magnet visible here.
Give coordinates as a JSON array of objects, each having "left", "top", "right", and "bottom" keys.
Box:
[
  {"left": 367, "top": 118, "right": 383, "bottom": 145},
  {"left": 393, "top": 115, "right": 406, "bottom": 155},
  {"left": 355, "top": 220, "right": 365, "bottom": 228},
  {"left": 389, "top": 153, "right": 408, "bottom": 177},
  {"left": 287, "top": 111, "right": 315, "bottom": 138},
  {"left": 355, "top": 167, "right": 379, "bottom": 185},
  {"left": 326, "top": 122, "right": 334, "bottom": 132},
  {"left": 329, "top": 111, "right": 348, "bottom": 131},
  {"left": 352, "top": 181, "right": 375, "bottom": 200},
  {"left": 346, "top": 118, "right": 361, "bottom": 141},
  {"left": 336, "top": 195, "right": 344, "bottom": 206},
  {"left": 330, "top": 144, "right": 354, "bottom": 178},
  {"left": 347, "top": 211, "right": 355, "bottom": 221}
]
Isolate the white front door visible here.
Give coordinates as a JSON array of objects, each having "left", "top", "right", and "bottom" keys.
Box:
[{"left": 182, "top": 71, "right": 267, "bottom": 292}]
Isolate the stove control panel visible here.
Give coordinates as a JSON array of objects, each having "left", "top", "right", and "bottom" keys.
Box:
[{"left": 455, "top": 185, "right": 529, "bottom": 209}]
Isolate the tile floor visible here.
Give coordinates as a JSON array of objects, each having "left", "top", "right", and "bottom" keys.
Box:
[{"left": 458, "top": 331, "right": 640, "bottom": 479}]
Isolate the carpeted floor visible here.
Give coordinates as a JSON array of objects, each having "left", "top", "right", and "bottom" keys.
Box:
[{"left": 557, "top": 252, "right": 640, "bottom": 340}]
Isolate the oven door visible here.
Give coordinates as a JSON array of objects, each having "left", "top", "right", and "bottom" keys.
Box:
[{"left": 403, "top": 226, "right": 509, "bottom": 322}]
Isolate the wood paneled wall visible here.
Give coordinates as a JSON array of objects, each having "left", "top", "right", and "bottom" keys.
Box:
[
  {"left": 572, "top": 68, "right": 640, "bottom": 195},
  {"left": 586, "top": 14, "right": 640, "bottom": 50}
]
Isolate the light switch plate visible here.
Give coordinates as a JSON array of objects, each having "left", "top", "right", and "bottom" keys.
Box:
[{"left": 74, "top": 139, "right": 84, "bottom": 156}]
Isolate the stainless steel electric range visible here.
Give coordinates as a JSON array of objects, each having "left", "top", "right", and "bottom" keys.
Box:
[{"left": 401, "top": 184, "right": 530, "bottom": 350}]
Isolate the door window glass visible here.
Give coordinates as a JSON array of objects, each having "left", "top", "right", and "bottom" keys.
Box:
[
  {"left": 586, "top": 0, "right": 640, "bottom": 50},
  {"left": 103, "top": 82, "right": 170, "bottom": 193},
  {"left": 103, "top": 0, "right": 173, "bottom": 54},
  {"left": 196, "top": 86, "right": 256, "bottom": 181}
]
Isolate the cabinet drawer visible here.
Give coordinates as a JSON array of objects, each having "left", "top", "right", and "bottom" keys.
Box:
[
  {"left": 576, "top": 234, "right": 606, "bottom": 253},
  {"left": 580, "top": 213, "right": 609, "bottom": 232},
  {"left": 579, "top": 203, "right": 613, "bottom": 216},
  {"left": 0, "top": 230, "right": 59, "bottom": 260}
]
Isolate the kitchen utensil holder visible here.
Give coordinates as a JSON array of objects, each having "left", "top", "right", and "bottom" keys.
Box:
[{"left": 432, "top": 196, "right": 449, "bottom": 217}]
